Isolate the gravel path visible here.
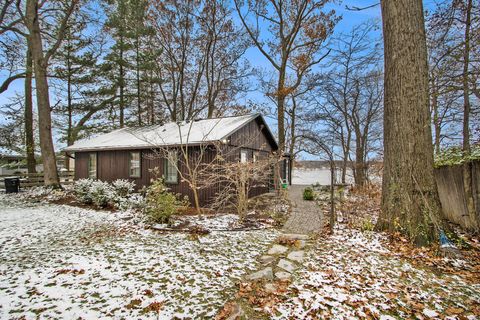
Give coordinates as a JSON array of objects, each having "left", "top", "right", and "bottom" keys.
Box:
[{"left": 282, "top": 185, "right": 323, "bottom": 235}]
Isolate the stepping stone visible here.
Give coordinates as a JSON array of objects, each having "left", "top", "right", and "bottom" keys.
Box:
[
  {"left": 275, "top": 271, "right": 291, "bottom": 280},
  {"left": 225, "top": 302, "right": 244, "bottom": 320},
  {"left": 295, "top": 240, "right": 306, "bottom": 249},
  {"left": 268, "top": 244, "right": 288, "bottom": 255},
  {"left": 287, "top": 251, "right": 304, "bottom": 263},
  {"left": 259, "top": 255, "right": 275, "bottom": 265},
  {"left": 283, "top": 233, "right": 309, "bottom": 240},
  {"left": 277, "top": 258, "right": 296, "bottom": 273},
  {"left": 246, "top": 267, "right": 273, "bottom": 281},
  {"left": 264, "top": 282, "right": 276, "bottom": 293}
]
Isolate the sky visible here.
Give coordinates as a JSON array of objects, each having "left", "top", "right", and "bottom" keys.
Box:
[{"left": 0, "top": 0, "right": 384, "bottom": 153}]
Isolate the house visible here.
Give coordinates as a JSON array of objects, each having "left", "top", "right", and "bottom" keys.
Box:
[
  {"left": 64, "top": 114, "right": 290, "bottom": 207},
  {"left": 0, "top": 149, "right": 43, "bottom": 175}
]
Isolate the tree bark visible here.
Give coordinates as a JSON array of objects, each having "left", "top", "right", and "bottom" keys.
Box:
[
  {"left": 26, "top": 0, "right": 60, "bottom": 187},
  {"left": 119, "top": 33, "right": 125, "bottom": 128},
  {"left": 377, "top": 0, "right": 443, "bottom": 245},
  {"left": 24, "top": 40, "right": 36, "bottom": 173},
  {"left": 354, "top": 136, "right": 366, "bottom": 187}
]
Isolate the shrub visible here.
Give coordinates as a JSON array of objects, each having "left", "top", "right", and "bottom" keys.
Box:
[
  {"left": 303, "top": 187, "right": 314, "bottom": 201},
  {"left": 90, "top": 180, "right": 113, "bottom": 208},
  {"left": 112, "top": 179, "right": 135, "bottom": 198},
  {"left": 360, "top": 218, "right": 375, "bottom": 232},
  {"left": 144, "top": 178, "right": 189, "bottom": 224},
  {"left": 73, "top": 179, "right": 142, "bottom": 210},
  {"left": 73, "top": 179, "right": 95, "bottom": 204}
]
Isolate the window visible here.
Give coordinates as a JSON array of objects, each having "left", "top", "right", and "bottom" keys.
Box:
[
  {"left": 129, "top": 151, "right": 141, "bottom": 178},
  {"left": 88, "top": 153, "right": 97, "bottom": 179},
  {"left": 240, "top": 149, "right": 248, "bottom": 163},
  {"left": 164, "top": 150, "right": 178, "bottom": 184}
]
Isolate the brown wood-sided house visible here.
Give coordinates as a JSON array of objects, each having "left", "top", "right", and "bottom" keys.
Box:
[{"left": 64, "top": 114, "right": 291, "bottom": 207}]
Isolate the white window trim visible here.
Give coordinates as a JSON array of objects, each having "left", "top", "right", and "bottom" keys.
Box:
[
  {"left": 240, "top": 149, "right": 248, "bottom": 163},
  {"left": 164, "top": 150, "right": 179, "bottom": 184},
  {"left": 88, "top": 152, "right": 97, "bottom": 179},
  {"left": 129, "top": 151, "right": 141, "bottom": 178}
]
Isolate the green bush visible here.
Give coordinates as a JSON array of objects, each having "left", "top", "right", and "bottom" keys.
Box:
[
  {"left": 144, "top": 178, "right": 189, "bottom": 224},
  {"left": 360, "top": 218, "right": 375, "bottom": 232},
  {"left": 303, "top": 187, "right": 314, "bottom": 201}
]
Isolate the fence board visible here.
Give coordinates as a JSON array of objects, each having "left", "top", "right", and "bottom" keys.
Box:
[
  {"left": 434, "top": 160, "right": 480, "bottom": 231},
  {"left": 0, "top": 172, "right": 74, "bottom": 188}
]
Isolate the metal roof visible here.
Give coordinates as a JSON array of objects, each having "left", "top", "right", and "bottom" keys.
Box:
[{"left": 64, "top": 114, "right": 278, "bottom": 152}]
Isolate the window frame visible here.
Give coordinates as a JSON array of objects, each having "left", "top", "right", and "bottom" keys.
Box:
[
  {"left": 164, "top": 150, "right": 179, "bottom": 184},
  {"left": 129, "top": 151, "right": 141, "bottom": 178},
  {"left": 88, "top": 152, "right": 97, "bottom": 179},
  {"left": 240, "top": 149, "right": 248, "bottom": 163}
]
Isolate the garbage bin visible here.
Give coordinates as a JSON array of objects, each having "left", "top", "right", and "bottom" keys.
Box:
[{"left": 4, "top": 177, "right": 20, "bottom": 193}]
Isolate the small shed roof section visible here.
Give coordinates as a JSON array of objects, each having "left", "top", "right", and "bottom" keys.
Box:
[{"left": 64, "top": 114, "right": 277, "bottom": 152}]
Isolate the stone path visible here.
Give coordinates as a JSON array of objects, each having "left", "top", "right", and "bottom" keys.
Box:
[
  {"left": 246, "top": 233, "right": 309, "bottom": 283},
  {"left": 244, "top": 185, "right": 323, "bottom": 283},
  {"left": 221, "top": 185, "right": 324, "bottom": 318},
  {"left": 282, "top": 184, "right": 323, "bottom": 234}
]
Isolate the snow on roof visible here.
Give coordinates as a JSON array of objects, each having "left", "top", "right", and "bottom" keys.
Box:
[{"left": 64, "top": 114, "right": 268, "bottom": 152}]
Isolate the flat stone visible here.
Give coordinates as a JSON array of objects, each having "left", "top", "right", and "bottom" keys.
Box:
[
  {"left": 225, "top": 302, "right": 244, "bottom": 320},
  {"left": 287, "top": 250, "right": 304, "bottom": 263},
  {"left": 246, "top": 267, "right": 273, "bottom": 281},
  {"left": 295, "top": 240, "right": 306, "bottom": 249},
  {"left": 264, "top": 282, "right": 277, "bottom": 293},
  {"left": 283, "top": 233, "right": 309, "bottom": 240},
  {"left": 267, "top": 244, "right": 288, "bottom": 255},
  {"left": 275, "top": 271, "right": 291, "bottom": 280},
  {"left": 278, "top": 258, "right": 296, "bottom": 273},
  {"left": 259, "top": 255, "right": 275, "bottom": 265}
]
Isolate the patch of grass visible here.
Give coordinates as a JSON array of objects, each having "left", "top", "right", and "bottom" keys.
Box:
[{"left": 125, "top": 299, "right": 142, "bottom": 309}]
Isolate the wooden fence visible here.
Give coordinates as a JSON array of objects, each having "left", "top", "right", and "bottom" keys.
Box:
[
  {"left": 435, "top": 160, "right": 480, "bottom": 231},
  {"left": 0, "top": 171, "right": 75, "bottom": 188}
]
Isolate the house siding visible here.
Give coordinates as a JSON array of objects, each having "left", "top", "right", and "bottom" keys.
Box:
[{"left": 72, "top": 116, "right": 280, "bottom": 207}]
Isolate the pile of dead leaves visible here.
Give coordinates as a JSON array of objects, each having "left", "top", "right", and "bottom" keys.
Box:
[
  {"left": 216, "top": 280, "right": 291, "bottom": 319},
  {"left": 385, "top": 231, "right": 480, "bottom": 284}
]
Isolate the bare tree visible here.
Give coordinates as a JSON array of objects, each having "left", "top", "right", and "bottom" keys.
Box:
[
  {"left": 208, "top": 151, "right": 277, "bottom": 219},
  {"left": 25, "top": 0, "right": 77, "bottom": 186},
  {"left": 234, "top": 0, "right": 338, "bottom": 152},
  {"left": 148, "top": 0, "right": 250, "bottom": 121},
  {"left": 317, "top": 21, "right": 383, "bottom": 186},
  {"left": 1, "top": 0, "right": 77, "bottom": 186}
]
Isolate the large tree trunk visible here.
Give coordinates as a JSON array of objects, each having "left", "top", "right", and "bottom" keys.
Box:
[
  {"left": 65, "top": 37, "right": 73, "bottom": 171},
  {"left": 119, "top": 33, "right": 125, "bottom": 128},
  {"left": 461, "top": 0, "right": 477, "bottom": 230},
  {"left": 277, "top": 63, "right": 286, "bottom": 152},
  {"left": 26, "top": 0, "right": 60, "bottom": 187},
  {"left": 377, "top": 0, "right": 442, "bottom": 245},
  {"left": 24, "top": 41, "right": 37, "bottom": 174}
]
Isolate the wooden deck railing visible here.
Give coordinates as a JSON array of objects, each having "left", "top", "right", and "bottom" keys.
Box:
[{"left": 0, "top": 171, "right": 75, "bottom": 188}]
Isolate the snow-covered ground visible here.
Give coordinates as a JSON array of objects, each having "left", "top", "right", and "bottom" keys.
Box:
[
  {"left": 292, "top": 168, "right": 355, "bottom": 185},
  {"left": 272, "top": 228, "right": 480, "bottom": 319},
  {"left": 0, "top": 193, "right": 278, "bottom": 319}
]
